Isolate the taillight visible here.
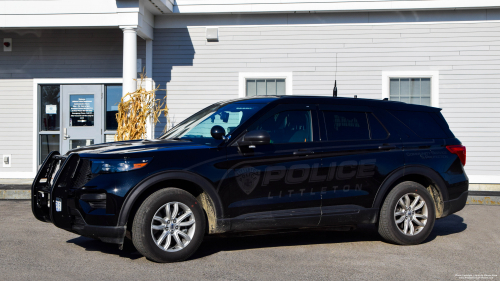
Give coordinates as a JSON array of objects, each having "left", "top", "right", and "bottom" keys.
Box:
[{"left": 446, "top": 145, "right": 466, "bottom": 166}]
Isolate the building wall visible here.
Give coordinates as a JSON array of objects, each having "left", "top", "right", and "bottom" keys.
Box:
[
  {"left": 153, "top": 19, "right": 500, "bottom": 183},
  {"left": 0, "top": 79, "right": 33, "bottom": 174},
  {"left": 0, "top": 28, "right": 145, "bottom": 176},
  {"left": 0, "top": 29, "right": 146, "bottom": 79}
]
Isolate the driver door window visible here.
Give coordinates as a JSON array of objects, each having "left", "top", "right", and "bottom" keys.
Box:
[{"left": 253, "top": 110, "right": 312, "bottom": 144}]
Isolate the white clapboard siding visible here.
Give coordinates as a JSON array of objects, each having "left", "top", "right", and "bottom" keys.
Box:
[
  {"left": 153, "top": 20, "right": 500, "bottom": 179},
  {"left": 0, "top": 80, "right": 33, "bottom": 173},
  {"left": 0, "top": 29, "right": 146, "bottom": 79}
]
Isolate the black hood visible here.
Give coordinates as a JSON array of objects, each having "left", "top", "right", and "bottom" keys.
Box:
[{"left": 67, "top": 139, "right": 214, "bottom": 158}]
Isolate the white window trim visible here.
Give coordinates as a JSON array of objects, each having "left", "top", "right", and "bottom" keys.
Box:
[
  {"left": 29, "top": 78, "right": 123, "bottom": 178},
  {"left": 238, "top": 72, "right": 293, "bottom": 98},
  {"left": 382, "top": 71, "right": 439, "bottom": 108}
]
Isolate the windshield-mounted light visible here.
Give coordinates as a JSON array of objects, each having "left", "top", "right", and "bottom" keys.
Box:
[{"left": 91, "top": 158, "right": 152, "bottom": 174}]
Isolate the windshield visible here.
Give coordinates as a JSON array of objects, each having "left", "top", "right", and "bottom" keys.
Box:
[{"left": 160, "top": 103, "right": 266, "bottom": 145}]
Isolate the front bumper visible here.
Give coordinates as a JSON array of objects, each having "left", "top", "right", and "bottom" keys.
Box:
[
  {"left": 31, "top": 151, "right": 126, "bottom": 244},
  {"left": 72, "top": 212, "right": 126, "bottom": 244}
]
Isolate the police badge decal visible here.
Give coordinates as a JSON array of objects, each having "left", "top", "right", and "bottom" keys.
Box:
[{"left": 235, "top": 166, "right": 261, "bottom": 195}]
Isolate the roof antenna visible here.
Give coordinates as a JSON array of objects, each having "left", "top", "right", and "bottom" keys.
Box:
[{"left": 333, "top": 53, "right": 338, "bottom": 97}]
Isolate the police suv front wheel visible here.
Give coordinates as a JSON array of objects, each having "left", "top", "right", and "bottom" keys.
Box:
[
  {"left": 378, "top": 181, "right": 436, "bottom": 245},
  {"left": 132, "top": 188, "right": 206, "bottom": 263}
]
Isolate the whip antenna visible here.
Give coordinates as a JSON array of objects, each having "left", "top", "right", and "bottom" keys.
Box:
[{"left": 333, "top": 53, "right": 338, "bottom": 97}]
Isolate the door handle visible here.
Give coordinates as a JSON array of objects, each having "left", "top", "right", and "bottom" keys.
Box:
[
  {"left": 63, "top": 128, "right": 70, "bottom": 140},
  {"left": 293, "top": 150, "right": 314, "bottom": 156},
  {"left": 378, "top": 144, "right": 396, "bottom": 150}
]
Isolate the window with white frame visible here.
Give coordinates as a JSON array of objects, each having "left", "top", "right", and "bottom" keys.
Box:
[
  {"left": 390, "top": 78, "right": 431, "bottom": 106},
  {"left": 239, "top": 72, "right": 293, "bottom": 98},
  {"left": 246, "top": 79, "right": 286, "bottom": 96},
  {"left": 382, "top": 71, "right": 439, "bottom": 107}
]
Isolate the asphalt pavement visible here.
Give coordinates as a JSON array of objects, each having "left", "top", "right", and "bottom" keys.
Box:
[{"left": 0, "top": 201, "right": 498, "bottom": 281}]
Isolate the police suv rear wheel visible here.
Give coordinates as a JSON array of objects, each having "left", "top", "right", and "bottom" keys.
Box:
[
  {"left": 132, "top": 188, "right": 206, "bottom": 263},
  {"left": 378, "top": 181, "right": 436, "bottom": 245}
]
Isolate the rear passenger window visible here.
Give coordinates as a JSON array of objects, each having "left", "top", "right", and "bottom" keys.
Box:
[
  {"left": 368, "top": 114, "right": 389, "bottom": 140},
  {"left": 322, "top": 111, "right": 369, "bottom": 141},
  {"left": 389, "top": 110, "right": 448, "bottom": 139}
]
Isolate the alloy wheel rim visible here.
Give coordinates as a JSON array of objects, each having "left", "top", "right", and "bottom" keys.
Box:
[
  {"left": 393, "top": 193, "right": 428, "bottom": 236},
  {"left": 151, "top": 201, "right": 196, "bottom": 252}
]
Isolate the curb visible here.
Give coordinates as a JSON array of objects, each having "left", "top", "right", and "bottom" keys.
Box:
[
  {"left": 466, "top": 196, "right": 500, "bottom": 205},
  {"left": 467, "top": 196, "right": 500, "bottom": 205},
  {"left": 466, "top": 191, "right": 500, "bottom": 205},
  {"left": 0, "top": 190, "right": 32, "bottom": 200},
  {"left": 2, "top": 189, "right": 500, "bottom": 205}
]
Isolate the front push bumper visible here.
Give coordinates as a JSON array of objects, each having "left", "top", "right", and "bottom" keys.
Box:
[
  {"left": 72, "top": 220, "right": 126, "bottom": 244},
  {"left": 31, "top": 151, "right": 126, "bottom": 244}
]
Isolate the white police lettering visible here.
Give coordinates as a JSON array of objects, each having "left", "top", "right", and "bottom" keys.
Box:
[
  {"left": 266, "top": 184, "right": 364, "bottom": 199},
  {"left": 261, "top": 166, "right": 285, "bottom": 186},
  {"left": 285, "top": 164, "right": 310, "bottom": 184},
  {"left": 310, "top": 163, "right": 326, "bottom": 182},
  {"left": 237, "top": 159, "right": 376, "bottom": 196}
]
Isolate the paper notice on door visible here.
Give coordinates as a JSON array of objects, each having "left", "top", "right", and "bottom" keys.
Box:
[
  {"left": 46, "top": 105, "right": 57, "bottom": 114},
  {"left": 70, "top": 95, "right": 94, "bottom": 126}
]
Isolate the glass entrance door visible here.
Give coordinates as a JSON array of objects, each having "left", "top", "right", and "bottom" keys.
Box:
[{"left": 61, "top": 85, "right": 103, "bottom": 154}]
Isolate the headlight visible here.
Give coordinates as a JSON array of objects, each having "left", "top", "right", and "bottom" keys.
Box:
[{"left": 91, "top": 158, "right": 152, "bottom": 174}]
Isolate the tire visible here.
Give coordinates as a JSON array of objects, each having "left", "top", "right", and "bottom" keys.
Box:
[
  {"left": 378, "top": 181, "right": 436, "bottom": 245},
  {"left": 132, "top": 188, "right": 206, "bottom": 263}
]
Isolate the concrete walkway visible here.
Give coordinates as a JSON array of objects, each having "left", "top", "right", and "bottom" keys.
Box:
[{"left": 0, "top": 178, "right": 31, "bottom": 200}]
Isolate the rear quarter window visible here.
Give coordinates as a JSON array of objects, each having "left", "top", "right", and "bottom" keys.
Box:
[
  {"left": 322, "top": 111, "right": 370, "bottom": 141},
  {"left": 322, "top": 111, "right": 389, "bottom": 141},
  {"left": 389, "top": 110, "right": 450, "bottom": 139}
]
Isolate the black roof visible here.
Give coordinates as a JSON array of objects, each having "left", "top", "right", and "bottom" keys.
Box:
[{"left": 230, "top": 95, "right": 440, "bottom": 112}]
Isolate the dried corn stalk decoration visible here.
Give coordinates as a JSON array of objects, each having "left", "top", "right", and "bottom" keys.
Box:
[{"left": 115, "top": 74, "right": 169, "bottom": 141}]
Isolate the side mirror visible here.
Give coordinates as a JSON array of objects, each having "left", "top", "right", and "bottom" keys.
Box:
[
  {"left": 210, "top": 125, "right": 226, "bottom": 140},
  {"left": 238, "top": 130, "right": 271, "bottom": 147}
]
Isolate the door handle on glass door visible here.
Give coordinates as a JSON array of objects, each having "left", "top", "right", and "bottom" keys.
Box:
[{"left": 63, "top": 128, "right": 70, "bottom": 140}]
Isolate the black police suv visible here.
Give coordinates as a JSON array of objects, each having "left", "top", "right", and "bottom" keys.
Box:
[{"left": 32, "top": 96, "right": 468, "bottom": 263}]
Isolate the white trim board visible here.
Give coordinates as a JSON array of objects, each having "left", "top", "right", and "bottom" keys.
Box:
[
  {"left": 156, "top": 13, "right": 500, "bottom": 29},
  {"left": 172, "top": 1, "right": 500, "bottom": 14},
  {"left": 238, "top": 72, "right": 293, "bottom": 98},
  {"left": 382, "top": 71, "right": 439, "bottom": 108},
  {"left": 1, "top": 13, "right": 139, "bottom": 28},
  {"left": 32, "top": 78, "right": 123, "bottom": 175}
]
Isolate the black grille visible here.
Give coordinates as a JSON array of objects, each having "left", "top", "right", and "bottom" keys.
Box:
[
  {"left": 72, "top": 159, "right": 93, "bottom": 189},
  {"left": 55, "top": 158, "right": 93, "bottom": 189}
]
